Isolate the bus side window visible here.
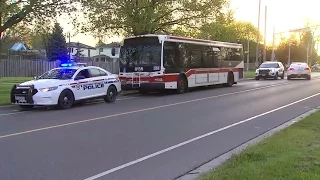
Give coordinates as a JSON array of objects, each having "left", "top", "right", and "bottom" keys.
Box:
[
  {"left": 188, "top": 44, "right": 203, "bottom": 68},
  {"left": 163, "top": 41, "right": 184, "bottom": 73},
  {"left": 204, "top": 51, "right": 214, "bottom": 68}
]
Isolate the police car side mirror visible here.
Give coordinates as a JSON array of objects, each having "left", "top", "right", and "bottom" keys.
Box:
[
  {"left": 111, "top": 47, "right": 116, "bottom": 56},
  {"left": 74, "top": 76, "right": 85, "bottom": 80}
]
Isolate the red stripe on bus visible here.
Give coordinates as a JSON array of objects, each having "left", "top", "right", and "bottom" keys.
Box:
[
  {"left": 120, "top": 68, "right": 241, "bottom": 83},
  {"left": 169, "top": 36, "right": 212, "bottom": 44}
]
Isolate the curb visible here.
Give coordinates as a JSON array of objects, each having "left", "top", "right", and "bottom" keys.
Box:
[
  {"left": 240, "top": 78, "right": 254, "bottom": 81},
  {"left": 176, "top": 106, "right": 320, "bottom": 180},
  {"left": 120, "top": 90, "right": 139, "bottom": 95}
]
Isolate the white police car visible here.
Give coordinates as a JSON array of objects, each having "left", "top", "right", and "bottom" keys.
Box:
[
  {"left": 255, "top": 61, "right": 285, "bottom": 80},
  {"left": 10, "top": 62, "right": 121, "bottom": 110}
]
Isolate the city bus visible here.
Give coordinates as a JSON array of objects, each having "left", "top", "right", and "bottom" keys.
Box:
[{"left": 112, "top": 34, "right": 244, "bottom": 93}]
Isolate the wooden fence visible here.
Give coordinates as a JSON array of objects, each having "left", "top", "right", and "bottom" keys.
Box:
[
  {"left": 0, "top": 59, "right": 257, "bottom": 77},
  {"left": 0, "top": 59, "right": 120, "bottom": 77}
]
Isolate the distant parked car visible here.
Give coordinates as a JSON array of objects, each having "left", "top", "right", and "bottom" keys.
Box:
[
  {"left": 311, "top": 64, "right": 320, "bottom": 70},
  {"left": 255, "top": 61, "right": 285, "bottom": 80},
  {"left": 287, "top": 62, "right": 311, "bottom": 80}
]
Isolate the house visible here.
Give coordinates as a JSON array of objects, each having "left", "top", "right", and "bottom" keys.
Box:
[
  {"left": 91, "top": 42, "right": 121, "bottom": 62},
  {"left": 66, "top": 42, "right": 96, "bottom": 61},
  {"left": 7, "top": 42, "right": 46, "bottom": 60}
]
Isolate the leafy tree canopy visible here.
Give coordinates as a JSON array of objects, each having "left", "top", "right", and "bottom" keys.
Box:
[
  {"left": 0, "top": 0, "right": 77, "bottom": 34},
  {"left": 77, "top": 0, "right": 232, "bottom": 37}
]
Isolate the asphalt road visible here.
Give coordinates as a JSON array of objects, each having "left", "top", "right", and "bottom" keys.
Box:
[{"left": 1, "top": 73, "right": 320, "bottom": 180}]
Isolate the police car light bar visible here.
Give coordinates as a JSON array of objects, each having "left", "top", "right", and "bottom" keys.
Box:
[
  {"left": 60, "top": 63, "right": 73, "bottom": 67},
  {"left": 76, "top": 63, "right": 87, "bottom": 67}
]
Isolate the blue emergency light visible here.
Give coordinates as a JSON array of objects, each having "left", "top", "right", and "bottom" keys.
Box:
[{"left": 60, "top": 63, "right": 73, "bottom": 67}]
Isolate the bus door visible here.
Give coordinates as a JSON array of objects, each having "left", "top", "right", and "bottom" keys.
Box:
[{"left": 131, "top": 72, "right": 141, "bottom": 88}]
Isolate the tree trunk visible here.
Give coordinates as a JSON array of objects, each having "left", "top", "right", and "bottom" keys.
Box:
[{"left": 0, "top": 12, "right": 2, "bottom": 57}]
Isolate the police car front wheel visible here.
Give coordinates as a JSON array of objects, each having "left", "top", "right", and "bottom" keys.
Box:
[
  {"left": 57, "top": 90, "right": 75, "bottom": 109},
  {"left": 104, "top": 85, "right": 117, "bottom": 103}
]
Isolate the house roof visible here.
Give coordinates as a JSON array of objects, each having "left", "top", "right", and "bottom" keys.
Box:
[
  {"left": 67, "top": 42, "right": 96, "bottom": 49},
  {"left": 10, "top": 42, "right": 28, "bottom": 51},
  {"left": 96, "top": 42, "right": 121, "bottom": 48}
]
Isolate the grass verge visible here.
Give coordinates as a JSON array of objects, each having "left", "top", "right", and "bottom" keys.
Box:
[
  {"left": 199, "top": 110, "right": 320, "bottom": 180},
  {"left": 244, "top": 71, "right": 255, "bottom": 79},
  {"left": 0, "top": 77, "right": 32, "bottom": 105}
]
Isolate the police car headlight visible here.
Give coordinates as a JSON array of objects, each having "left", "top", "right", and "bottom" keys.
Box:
[{"left": 39, "top": 86, "right": 58, "bottom": 92}]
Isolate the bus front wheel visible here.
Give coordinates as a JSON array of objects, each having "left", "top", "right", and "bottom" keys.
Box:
[{"left": 177, "top": 76, "right": 188, "bottom": 94}]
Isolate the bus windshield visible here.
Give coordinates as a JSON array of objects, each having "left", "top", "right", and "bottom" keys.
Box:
[
  {"left": 259, "top": 63, "right": 279, "bottom": 68},
  {"left": 119, "top": 37, "right": 161, "bottom": 72}
]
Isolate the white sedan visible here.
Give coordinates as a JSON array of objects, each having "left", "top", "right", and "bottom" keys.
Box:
[
  {"left": 287, "top": 62, "right": 311, "bottom": 80},
  {"left": 10, "top": 63, "right": 121, "bottom": 110}
]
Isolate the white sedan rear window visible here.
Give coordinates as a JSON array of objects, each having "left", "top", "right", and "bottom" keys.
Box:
[{"left": 290, "top": 63, "right": 308, "bottom": 68}]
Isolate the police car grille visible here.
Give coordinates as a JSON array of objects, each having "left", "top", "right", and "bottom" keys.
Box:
[
  {"left": 259, "top": 69, "right": 270, "bottom": 74},
  {"left": 13, "top": 87, "right": 38, "bottom": 95}
]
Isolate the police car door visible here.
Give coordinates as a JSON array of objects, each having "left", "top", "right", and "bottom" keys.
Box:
[
  {"left": 73, "top": 68, "right": 91, "bottom": 100},
  {"left": 87, "top": 67, "right": 106, "bottom": 97}
]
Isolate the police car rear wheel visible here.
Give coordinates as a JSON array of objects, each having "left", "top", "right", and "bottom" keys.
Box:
[
  {"left": 58, "top": 90, "right": 74, "bottom": 109},
  {"left": 104, "top": 85, "right": 117, "bottom": 103}
]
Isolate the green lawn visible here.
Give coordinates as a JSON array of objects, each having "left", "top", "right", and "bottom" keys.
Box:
[
  {"left": 199, "top": 110, "right": 320, "bottom": 180},
  {"left": 244, "top": 71, "right": 255, "bottom": 79},
  {"left": 0, "top": 77, "right": 32, "bottom": 105}
]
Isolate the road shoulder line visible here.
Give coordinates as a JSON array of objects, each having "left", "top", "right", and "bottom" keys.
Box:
[{"left": 176, "top": 106, "right": 320, "bottom": 180}]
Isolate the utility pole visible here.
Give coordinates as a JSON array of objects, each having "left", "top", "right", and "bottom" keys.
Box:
[
  {"left": 288, "top": 43, "right": 291, "bottom": 65},
  {"left": 255, "top": 0, "right": 262, "bottom": 67},
  {"left": 67, "top": 32, "right": 71, "bottom": 61},
  {"left": 271, "top": 26, "right": 275, "bottom": 61},
  {"left": 310, "top": 32, "right": 314, "bottom": 66},
  {"left": 307, "top": 41, "right": 310, "bottom": 65},
  {"left": 263, "top": 6, "right": 267, "bottom": 62}
]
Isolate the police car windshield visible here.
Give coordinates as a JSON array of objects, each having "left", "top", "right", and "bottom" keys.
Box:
[
  {"left": 259, "top": 63, "right": 278, "bottom": 68},
  {"left": 38, "top": 68, "right": 77, "bottom": 80}
]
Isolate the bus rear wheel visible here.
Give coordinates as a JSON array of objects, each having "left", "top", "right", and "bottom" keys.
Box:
[{"left": 177, "top": 76, "right": 188, "bottom": 94}]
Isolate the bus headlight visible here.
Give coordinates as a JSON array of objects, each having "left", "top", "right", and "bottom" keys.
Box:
[
  {"left": 39, "top": 86, "right": 58, "bottom": 92},
  {"left": 154, "top": 78, "right": 163, "bottom": 82}
]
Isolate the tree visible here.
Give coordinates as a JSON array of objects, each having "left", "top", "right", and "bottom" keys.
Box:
[
  {"left": 198, "top": 22, "right": 237, "bottom": 42},
  {"left": 30, "top": 22, "right": 52, "bottom": 53},
  {"left": 0, "top": 0, "right": 77, "bottom": 53},
  {"left": 47, "top": 22, "right": 68, "bottom": 61},
  {"left": 73, "top": 42, "right": 84, "bottom": 62},
  {"left": 77, "top": 0, "right": 232, "bottom": 37},
  {"left": 0, "top": 22, "right": 33, "bottom": 55},
  {"left": 95, "top": 39, "right": 104, "bottom": 47}
]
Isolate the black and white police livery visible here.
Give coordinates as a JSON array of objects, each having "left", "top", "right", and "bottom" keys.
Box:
[{"left": 10, "top": 62, "right": 121, "bottom": 109}]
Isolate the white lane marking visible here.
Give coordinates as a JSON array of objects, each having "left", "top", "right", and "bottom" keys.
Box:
[
  {"left": 0, "top": 97, "right": 138, "bottom": 116},
  {"left": 0, "top": 111, "right": 25, "bottom": 117},
  {"left": 0, "top": 82, "right": 310, "bottom": 139},
  {"left": 0, "top": 105, "right": 15, "bottom": 108},
  {"left": 84, "top": 92, "right": 320, "bottom": 180}
]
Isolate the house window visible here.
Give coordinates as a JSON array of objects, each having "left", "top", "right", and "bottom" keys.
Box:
[{"left": 115, "top": 48, "right": 120, "bottom": 54}]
